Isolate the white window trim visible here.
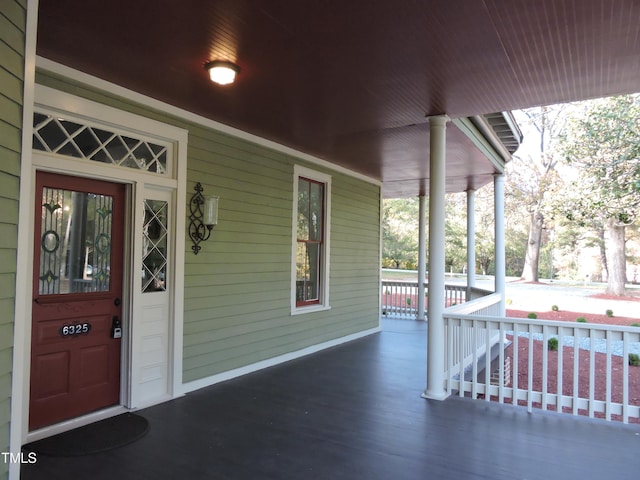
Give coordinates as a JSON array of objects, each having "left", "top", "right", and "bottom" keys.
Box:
[{"left": 291, "top": 165, "right": 331, "bottom": 315}]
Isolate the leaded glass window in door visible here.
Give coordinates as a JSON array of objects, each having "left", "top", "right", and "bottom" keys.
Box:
[
  {"left": 39, "top": 187, "right": 113, "bottom": 294},
  {"left": 142, "top": 200, "right": 168, "bottom": 292}
]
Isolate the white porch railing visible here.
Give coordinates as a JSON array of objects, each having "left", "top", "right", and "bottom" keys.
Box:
[
  {"left": 443, "top": 293, "right": 503, "bottom": 381},
  {"left": 443, "top": 306, "right": 640, "bottom": 423},
  {"left": 381, "top": 281, "right": 479, "bottom": 318}
]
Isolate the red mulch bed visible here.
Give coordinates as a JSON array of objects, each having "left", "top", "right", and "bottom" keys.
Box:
[
  {"left": 506, "top": 308, "right": 640, "bottom": 326},
  {"left": 486, "top": 309, "right": 640, "bottom": 422}
]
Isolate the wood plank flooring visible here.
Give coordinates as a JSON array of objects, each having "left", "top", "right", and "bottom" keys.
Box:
[{"left": 21, "top": 319, "right": 640, "bottom": 479}]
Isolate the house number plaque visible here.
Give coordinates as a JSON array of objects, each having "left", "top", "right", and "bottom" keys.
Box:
[{"left": 59, "top": 322, "right": 91, "bottom": 337}]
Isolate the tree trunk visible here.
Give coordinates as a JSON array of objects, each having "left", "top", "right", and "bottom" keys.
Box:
[
  {"left": 605, "top": 219, "right": 626, "bottom": 296},
  {"left": 521, "top": 210, "right": 544, "bottom": 282},
  {"left": 598, "top": 228, "right": 608, "bottom": 281}
]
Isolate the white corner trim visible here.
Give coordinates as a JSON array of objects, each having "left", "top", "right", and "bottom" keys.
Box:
[
  {"left": 11, "top": 2, "right": 40, "bottom": 478},
  {"left": 181, "top": 326, "right": 381, "bottom": 395},
  {"left": 36, "top": 56, "right": 382, "bottom": 187}
]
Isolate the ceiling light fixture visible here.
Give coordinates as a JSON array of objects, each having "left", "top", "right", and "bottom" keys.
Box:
[{"left": 205, "top": 60, "right": 239, "bottom": 86}]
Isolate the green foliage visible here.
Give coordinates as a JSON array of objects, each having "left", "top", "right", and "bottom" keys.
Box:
[
  {"left": 547, "top": 338, "right": 559, "bottom": 351},
  {"left": 551, "top": 305, "right": 559, "bottom": 311},
  {"left": 605, "top": 309, "right": 614, "bottom": 317},
  {"left": 576, "top": 317, "right": 587, "bottom": 323},
  {"left": 629, "top": 353, "right": 640, "bottom": 367},
  {"left": 382, "top": 198, "right": 419, "bottom": 270},
  {"left": 557, "top": 95, "right": 640, "bottom": 294},
  {"left": 632, "top": 323, "right": 640, "bottom": 327},
  {"left": 559, "top": 96, "right": 640, "bottom": 222},
  {"left": 445, "top": 194, "right": 467, "bottom": 272},
  {"left": 527, "top": 312, "right": 537, "bottom": 319}
]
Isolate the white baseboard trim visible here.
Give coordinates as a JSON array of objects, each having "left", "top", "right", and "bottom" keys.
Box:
[{"left": 181, "top": 326, "right": 381, "bottom": 395}]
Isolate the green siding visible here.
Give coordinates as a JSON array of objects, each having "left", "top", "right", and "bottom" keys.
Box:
[
  {"left": 35, "top": 70, "right": 381, "bottom": 386},
  {"left": 0, "top": 1, "right": 25, "bottom": 476}
]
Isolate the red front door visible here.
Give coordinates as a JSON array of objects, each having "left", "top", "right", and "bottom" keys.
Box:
[{"left": 30, "top": 172, "right": 125, "bottom": 430}]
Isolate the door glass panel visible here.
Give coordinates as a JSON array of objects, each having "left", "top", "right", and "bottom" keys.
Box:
[
  {"left": 39, "top": 187, "right": 113, "bottom": 295},
  {"left": 142, "top": 199, "right": 168, "bottom": 292}
]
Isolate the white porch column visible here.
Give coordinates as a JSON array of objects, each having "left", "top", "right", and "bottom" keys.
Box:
[
  {"left": 424, "top": 115, "right": 448, "bottom": 400},
  {"left": 494, "top": 174, "right": 506, "bottom": 315},
  {"left": 466, "top": 189, "right": 476, "bottom": 290},
  {"left": 417, "top": 194, "right": 427, "bottom": 321}
]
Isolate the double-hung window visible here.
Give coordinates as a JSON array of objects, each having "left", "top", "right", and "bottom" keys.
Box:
[{"left": 292, "top": 166, "right": 331, "bottom": 313}]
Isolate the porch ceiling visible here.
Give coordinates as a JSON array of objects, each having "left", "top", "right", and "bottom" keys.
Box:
[{"left": 35, "top": 1, "right": 640, "bottom": 197}]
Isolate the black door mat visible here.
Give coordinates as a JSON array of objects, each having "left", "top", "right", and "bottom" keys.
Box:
[{"left": 23, "top": 413, "right": 149, "bottom": 457}]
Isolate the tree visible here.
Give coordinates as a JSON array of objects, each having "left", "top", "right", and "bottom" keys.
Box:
[
  {"left": 506, "top": 106, "right": 566, "bottom": 282},
  {"left": 382, "top": 198, "right": 419, "bottom": 269},
  {"left": 445, "top": 193, "right": 467, "bottom": 273},
  {"left": 558, "top": 95, "right": 640, "bottom": 295}
]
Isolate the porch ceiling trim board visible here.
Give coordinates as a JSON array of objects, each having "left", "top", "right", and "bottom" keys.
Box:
[{"left": 35, "top": 57, "right": 382, "bottom": 188}]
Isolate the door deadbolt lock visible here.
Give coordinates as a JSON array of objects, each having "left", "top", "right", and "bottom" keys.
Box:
[{"left": 111, "top": 316, "right": 122, "bottom": 339}]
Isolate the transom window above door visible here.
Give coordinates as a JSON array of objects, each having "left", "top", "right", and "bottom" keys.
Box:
[{"left": 32, "top": 111, "right": 169, "bottom": 175}]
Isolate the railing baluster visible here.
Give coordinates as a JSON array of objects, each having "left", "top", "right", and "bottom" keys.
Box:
[
  {"left": 542, "top": 325, "right": 548, "bottom": 411},
  {"left": 606, "top": 331, "right": 612, "bottom": 421},
  {"left": 446, "top": 317, "right": 453, "bottom": 396},
  {"left": 557, "top": 326, "right": 564, "bottom": 414},
  {"left": 573, "top": 328, "right": 579, "bottom": 416},
  {"left": 589, "top": 328, "right": 595, "bottom": 418},
  {"left": 513, "top": 324, "right": 519, "bottom": 406},
  {"left": 485, "top": 323, "right": 491, "bottom": 402},
  {"left": 471, "top": 318, "right": 478, "bottom": 400},
  {"left": 623, "top": 331, "right": 629, "bottom": 424},
  {"left": 498, "top": 321, "right": 505, "bottom": 404},
  {"left": 527, "top": 328, "right": 533, "bottom": 413},
  {"left": 459, "top": 320, "right": 465, "bottom": 396}
]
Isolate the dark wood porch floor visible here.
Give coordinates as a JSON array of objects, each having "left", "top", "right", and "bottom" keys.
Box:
[{"left": 22, "top": 319, "right": 640, "bottom": 480}]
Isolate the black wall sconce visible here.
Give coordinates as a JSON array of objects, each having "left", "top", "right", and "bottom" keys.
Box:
[{"left": 188, "top": 182, "right": 219, "bottom": 254}]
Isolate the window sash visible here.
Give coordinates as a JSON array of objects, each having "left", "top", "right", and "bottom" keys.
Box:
[{"left": 296, "top": 177, "right": 325, "bottom": 306}]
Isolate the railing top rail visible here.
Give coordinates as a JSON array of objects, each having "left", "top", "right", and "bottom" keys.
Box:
[
  {"left": 444, "top": 312, "right": 640, "bottom": 334},
  {"left": 468, "top": 286, "right": 494, "bottom": 295},
  {"left": 444, "top": 292, "right": 501, "bottom": 315},
  {"left": 381, "top": 280, "right": 468, "bottom": 289}
]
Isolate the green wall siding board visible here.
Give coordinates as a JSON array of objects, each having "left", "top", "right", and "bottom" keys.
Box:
[
  {"left": 0, "top": 324, "right": 13, "bottom": 351},
  {"left": 0, "top": 12, "right": 23, "bottom": 57},
  {"left": 35, "top": 71, "right": 381, "bottom": 388},
  {"left": 1, "top": 0, "right": 26, "bottom": 30},
  {"left": 0, "top": 299, "right": 15, "bottom": 320},
  {"left": 0, "top": 120, "right": 21, "bottom": 153},
  {"left": 0, "top": 147, "right": 20, "bottom": 176},
  {"left": 0, "top": 199, "right": 18, "bottom": 224},
  {"left": 0, "top": 93, "right": 22, "bottom": 129},
  {"left": 0, "top": 68, "right": 23, "bottom": 104},
  {"left": 0, "top": 225, "right": 17, "bottom": 250}
]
